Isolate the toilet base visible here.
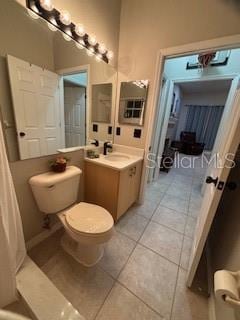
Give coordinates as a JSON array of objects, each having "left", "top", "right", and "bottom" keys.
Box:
[{"left": 61, "top": 233, "right": 104, "bottom": 267}]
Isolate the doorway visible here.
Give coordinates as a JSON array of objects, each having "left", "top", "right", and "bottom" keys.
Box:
[
  {"left": 57, "top": 65, "right": 90, "bottom": 150},
  {"left": 63, "top": 73, "right": 87, "bottom": 147},
  {"left": 146, "top": 42, "right": 240, "bottom": 288}
]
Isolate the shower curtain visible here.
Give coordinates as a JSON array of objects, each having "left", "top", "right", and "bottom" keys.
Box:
[{"left": 0, "top": 120, "right": 26, "bottom": 308}]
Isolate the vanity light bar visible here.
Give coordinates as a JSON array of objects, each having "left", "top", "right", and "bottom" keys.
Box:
[{"left": 26, "top": 0, "right": 113, "bottom": 64}]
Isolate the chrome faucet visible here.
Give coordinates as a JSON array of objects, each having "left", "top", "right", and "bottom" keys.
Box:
[{"left": 103, "top": 142, "right": 112, "bottom": 155}]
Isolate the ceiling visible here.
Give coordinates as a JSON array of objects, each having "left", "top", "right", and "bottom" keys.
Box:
[{"left": 178, "top": 79, "right": 232, "bottom": 94}]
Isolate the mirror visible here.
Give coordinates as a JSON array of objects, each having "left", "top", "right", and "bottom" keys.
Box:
[
  {"left": 0, "top": 0, "right": 117, "bottom": 161},
  {"left": 92, "top": 83, "right": 112, "bottom": 123},
  {"left": 118, "top": 80, "right": 149, "bottom": 126}
]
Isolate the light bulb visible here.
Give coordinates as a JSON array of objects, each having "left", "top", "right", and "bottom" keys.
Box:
[
  {"left": 28, "top": 8, "right": 39, "bottom": 19},
  {"left": 106, "top": 50, "right": 114, "bottom": 60},
  {"left": 62, "top": 29, "right": 72, "bottom": 41},
  {"left": 47, "top": 17, "right": 57, "bottom": 31},
  {"left": 87, "top": 47, "right": 95, "bottom": 56},
  {"left": 95, "top": 54, "right": 102, "bottom": 62},
  {"left": 59, "top": 10, "right": 71, "bottom": 25},
  {"left": 47, "top": 22, "right": 57, "bottom": 31},
  {"left": 39, "top": 0, "right": 53, "bottom": 11},
  {"left": 88, "top": 34, "right": 97, "bottom": 46},
  {"left": 98, "top": 43, "right": 106, "bottom": 54},
  {"left": 76, "top": 42, "right": 84, "bottom": 49},
  {"left": 75, "top": 24, "right": 85, "bottom": 37}
]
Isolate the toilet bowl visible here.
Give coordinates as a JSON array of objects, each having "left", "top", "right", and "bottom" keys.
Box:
[
  {"left": 29, "top": 166, "right": 114, "bottom": 267},
  {"left": 58, "top": 202, "right": 114, "bottom": 266}
]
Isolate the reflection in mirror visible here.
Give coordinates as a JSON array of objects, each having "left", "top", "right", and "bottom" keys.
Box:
[
  {"left": 0, "top": 0, "right": 117, "bottom": 161},
  {"left": 118, "top": 80, "right": 149, "bottom": 126},
  {"left": 92, "top": 83, "right": 112, "bottom": 123},
  {"left": 63, "top": 72, "right": 87, "bottom": 147}
]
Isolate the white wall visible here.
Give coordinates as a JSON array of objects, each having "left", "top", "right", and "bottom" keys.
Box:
[
  {"left": 116, "top": 0, "right": 240, "bottom": 149},
  {"left": 164, "top": 49, "right": 240, "bottom": 80},
  {"left": 175, "top": 90, "right": 229, "bottom": 140}
]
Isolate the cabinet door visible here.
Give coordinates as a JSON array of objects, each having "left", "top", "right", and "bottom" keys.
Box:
[
  {"left": 130, "top": 161, "right": 142, "bottom": 204},
  {"left": 84, "top": 162, "right": 119, "bottom": 218},
  {"left": 117, "top": 167, "right": 133, "bottom": 219}
]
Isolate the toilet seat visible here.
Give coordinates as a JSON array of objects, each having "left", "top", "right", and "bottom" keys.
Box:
[{"left": 65, "top": 202, "right": 114, "bottom": 236}]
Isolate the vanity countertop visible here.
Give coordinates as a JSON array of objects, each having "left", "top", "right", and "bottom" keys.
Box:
[{"left": 85, "top": 152, "right": 143, "bottom": 171}]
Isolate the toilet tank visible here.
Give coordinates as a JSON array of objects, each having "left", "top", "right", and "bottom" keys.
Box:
[{"left": 29, "top": 166, "right": 82, "bottom": 214}]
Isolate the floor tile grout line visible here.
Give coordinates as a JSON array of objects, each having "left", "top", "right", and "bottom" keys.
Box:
[
  {"left": 95, "top": 202, "right": 165, "bottom": 319},
  {"left": 154, "top": 202, "right": 189, "bottom": 217},
  {"left": 137, "top": 242, "right": 182, "bottom": 267},
  {"left": 169, "top": 265, "right": 181, "bottom": 320},
  {"left": 169, "top": 208, "right": 189, "bottom": 320},
  {"left": 93, "top": 278, "right": 117, "bottom": 320},
  {"left": 93, "top": 160, "right": 205, "bottom": 319},
  {"left": 116, "top": 279, "right": 167, "bottom": 319},
  {"left": 94, "top": 231, "right": 139, "bottom": 319},
  {"left": 150, "top": 218, "right": 187, "bottom": 236}
]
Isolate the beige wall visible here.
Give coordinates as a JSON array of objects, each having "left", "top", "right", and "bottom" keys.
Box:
[
  {"left": 54, "top": 0, "right": 121, "bottom": 68},
  {"left": 9, "top": 0, "right": 240, "bottom": 242},
  {"left": 53, "top": 32, "right": 118, "bottom": 143},
  {"left": 0, "top": 1, "right": 55, "bottom": 162},
  {"left": 16, "top": 0, "right": 121, "bottom": 67},
  {"left": 7, "top": 0, "right": 121, "bottom": 242},
  {"left": 116, "top": 0, "right": 240, "bottom": 148},
  {"left": 10, "top": 150, "right": 85, "bottom": 242}
]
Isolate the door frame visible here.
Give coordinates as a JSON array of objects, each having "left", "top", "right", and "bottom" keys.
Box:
[
  {"left": 57, "top": 64, "right": 90, "bottom": 145},
  {"left": 146, "top": 34, "right": 240, "bottom": 164},
  {"left": 149, "top": 73, "right": 238, "bottom": 183},
  {"left": 141, "top": 34, "right": 240, "bottom": 196},
  {"left": 139, "top": 34, "right": 240, "bottom": 283}
]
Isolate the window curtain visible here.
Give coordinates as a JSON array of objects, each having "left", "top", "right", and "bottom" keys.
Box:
[{"left": 185, "top": 105, "right": 224, "bottom": 150}]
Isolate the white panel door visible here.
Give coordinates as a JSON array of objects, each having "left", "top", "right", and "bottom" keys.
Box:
[
  {"left": 64, "top": 86, "right": 86, "bottom": 147},
  {"left": 7, "top": 55, "right": 41, "bottom": 159},
  {"left": 187, "top": 79, "right": 240, "bottom": 286},
  {"left": 37, "top": 66, "right": 62, "bottom": 155},
  {"left": 7, "top": 55, "right": 62, "bottom": 160}
]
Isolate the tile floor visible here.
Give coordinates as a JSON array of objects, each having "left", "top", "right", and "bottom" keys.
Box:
[{"left": 29, "top": 154, "right": 209, "bottom": 320}]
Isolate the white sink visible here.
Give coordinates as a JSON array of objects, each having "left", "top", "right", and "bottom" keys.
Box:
[{"left": 104, "top": 154, "right": 130, "bottom": 162}]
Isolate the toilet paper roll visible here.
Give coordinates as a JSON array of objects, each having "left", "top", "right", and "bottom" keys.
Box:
[{"left": 214, "top": 270, "right": 240, "bottom": 303}]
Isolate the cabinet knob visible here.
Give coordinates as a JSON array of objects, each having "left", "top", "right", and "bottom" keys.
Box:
[{"left": 19, "top": 131, "right": 26, "bottom": 137}]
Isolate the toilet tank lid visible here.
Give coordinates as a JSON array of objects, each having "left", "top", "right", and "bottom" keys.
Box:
[{"left": 29, "top": 166, "right": 82, "bottom": 187}]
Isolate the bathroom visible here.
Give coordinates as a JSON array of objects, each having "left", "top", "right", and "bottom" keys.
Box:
[{"left": 1, "top": 1, "right": 240, "bottom": 320}]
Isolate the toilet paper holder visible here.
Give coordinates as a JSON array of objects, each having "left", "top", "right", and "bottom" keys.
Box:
[
  {"left": 224, "top": 295, "right": 240, "bottom": 308},
  {"left": 214, "top": 270, "right": 240, "bottom": 310}
]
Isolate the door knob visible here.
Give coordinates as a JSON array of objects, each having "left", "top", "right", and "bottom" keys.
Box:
[
  {"left": 206, "top": 176, "right": 218, "bottom": 186},
  {"left": 19, "top": 132, "right": 26, "bottom": 137}
]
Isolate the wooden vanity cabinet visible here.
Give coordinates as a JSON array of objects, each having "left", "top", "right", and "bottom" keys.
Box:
[{"left": 84, "top": 161, "right": 142, "bottom": 222}]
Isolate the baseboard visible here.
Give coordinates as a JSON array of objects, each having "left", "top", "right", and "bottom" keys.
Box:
[{"left": 26, "top": 222, "right": 62, "bottom": 250}]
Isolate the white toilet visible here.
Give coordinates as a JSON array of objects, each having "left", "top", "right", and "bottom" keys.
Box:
[{"left": 29, "top": 166, "right": 114, "bottom": 267}]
